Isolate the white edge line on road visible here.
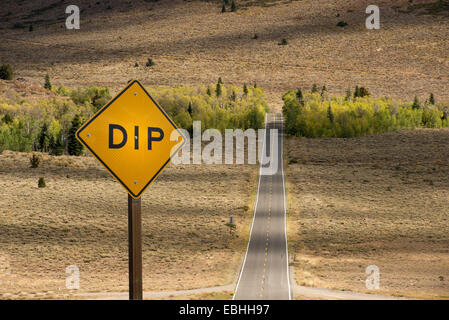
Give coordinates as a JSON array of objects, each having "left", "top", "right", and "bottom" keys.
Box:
[
  {"left": 232, "top": 113, "right": 268, "bottom": 300},
  {"left": 280, "top": 114, "right": 292, "bottom": 300}
]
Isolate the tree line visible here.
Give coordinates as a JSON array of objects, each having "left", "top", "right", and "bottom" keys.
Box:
[
  {"left": 0, "top": 78, "right": 268, "bottom": 155},
  {"left": 283, "top": 85, "right": 449, "bottom": 138}
]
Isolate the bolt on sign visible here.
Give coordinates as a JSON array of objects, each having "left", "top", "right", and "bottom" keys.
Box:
[{"left": 76, "top": 80, "right": 185, "bottom": 198}]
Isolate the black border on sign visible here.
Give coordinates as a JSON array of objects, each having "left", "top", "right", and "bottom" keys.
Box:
[{"left": 76, "top": 80, "right": 186, "bottom": 199}]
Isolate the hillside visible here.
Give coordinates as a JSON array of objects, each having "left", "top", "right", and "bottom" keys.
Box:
[{"left": 0, "top": 0, "right": 448, "bottom": 110}]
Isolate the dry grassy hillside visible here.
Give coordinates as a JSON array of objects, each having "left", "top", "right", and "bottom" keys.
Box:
[
  {"left": 0, "top": 150, "right": 257, "bottom": 299},
  {"left": 0, "top": 0, "right": 448, "bottom": 109}
]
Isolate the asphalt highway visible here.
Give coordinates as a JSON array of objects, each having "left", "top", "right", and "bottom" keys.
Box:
[{"left": 233, "top": 113, "right": 291, "bottom": 300}]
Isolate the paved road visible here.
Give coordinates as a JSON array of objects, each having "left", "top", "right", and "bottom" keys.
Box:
[{"left": 233, "top": 113, "right": 291, "bottom": 300}]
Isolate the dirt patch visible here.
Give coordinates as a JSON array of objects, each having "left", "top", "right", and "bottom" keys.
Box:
[{"left": 285, "top": 129, "right": 449, "bottom": 299}]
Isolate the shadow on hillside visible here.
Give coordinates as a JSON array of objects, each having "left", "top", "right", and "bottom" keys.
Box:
[{"left": 1, "top": 0, "right": 445, "bottom": 65}]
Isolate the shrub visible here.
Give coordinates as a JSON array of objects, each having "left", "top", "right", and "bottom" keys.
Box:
[
  {"left": 66, "top": 86, "right": 111, "bottom": 112},
  {"left": 146, "top": 58, "right": 154, "bottom": 67},
  {"left": 252, "top": 33, "right": 258, "bottom": 40},
  {"left": 359, "top": 87, "right": 370, "bottom": 97},
  {"left": 30, "top": 153, "right": 42, "bottom": 168},
  {"left": 1, "top": 113, "right": 13, "bottom": 124},
  {"left": 0, "top": 64, "right": 13, "bottom": 80},
  {"left": 230, "top": 90, "right": 236, "bottom": 101},
  {"left": 38, "top": 177, "right": 46, "bottom": 188},
  {"left": 278, "top": 38, "right": 288, "bottom": 45},
  {"left": 337, "top": 21, "right": 348, "bottom": 27}
]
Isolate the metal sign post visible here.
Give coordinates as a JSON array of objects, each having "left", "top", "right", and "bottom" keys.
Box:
[{"left": 128, "top": 194, "right": 143, "bottom": 300}]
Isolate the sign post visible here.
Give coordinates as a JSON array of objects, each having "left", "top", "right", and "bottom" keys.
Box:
[
  {"left": 76, "top": 80, "right": 185, "bottom": 300},
  {"left": 128, "top": 195, "right": 142, "bottom": 300}
]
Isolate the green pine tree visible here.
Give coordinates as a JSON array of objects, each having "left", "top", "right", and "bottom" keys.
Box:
[
  {"left": 429, "top": 93, "right": 435, "bottom": 105},
  {"left": 38, "top": 177, "right": 46, "bottom": 188},
  {"left": 0, "top": 64, "right": 13, "bottom": 80},
  {"left": 327, "top": 103, "right": 334, "bottom": 124},
  {"left": 38, "top": 123, "right": 50, "bottom": 152},
  {"left": 206, "top": 87, "right": 212, "bottom": 96},
  {"left": 218, "top": 77, "right": 223, "bottom": 84},
  {"left": 296, "top": 88, "right": 303, "bottom": 102},
  {"left": 67, "top": 115, "right": 84, "bottom": 156},
  {"left": 243, "top": 83, "right": 248, "bottom": 95},
  {"left": 222, "top": 4, "right": 226, "bottom": 12},
  {"left": 311, "top": 83, "right": 318, "bottom": 93},
  {"left": 187, "top": 102, "right": 193, "bottom": 116},
  {"left": 231, "top": 0, "right": 236, "bottom": 12},
  {"left": 354, "top": 85, "right": 360, "bottom": 98},
  {"left": 321, "top": 85, "right": 327, "bottom": 96},
  {"left": 49, "top": 134, "right": 64, "bottom": 156},
  {"left": 44, "top": 74, "right": 52, "bottom": 90},
  {"left": 216, "top": 82, "right": 222, "bottom": 97},
  {"left": 412, "top": 96, "right": 421, "bottom": 109}
]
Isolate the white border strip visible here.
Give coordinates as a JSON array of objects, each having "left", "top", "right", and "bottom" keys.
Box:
[{"left": 232, "top": 113, "right": 268, "bottom": 300}]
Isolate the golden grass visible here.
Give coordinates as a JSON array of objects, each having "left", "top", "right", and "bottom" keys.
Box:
[
  {"left": 0, "top": 150, "right": 257, "bottom": 299},
  {"left": 285, "top": 129, "right": 449, "bottom": 299}
]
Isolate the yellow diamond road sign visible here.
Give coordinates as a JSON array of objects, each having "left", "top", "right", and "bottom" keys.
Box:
[{"left": 76, "top": 80, "right": 185, "bottom": 199}]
